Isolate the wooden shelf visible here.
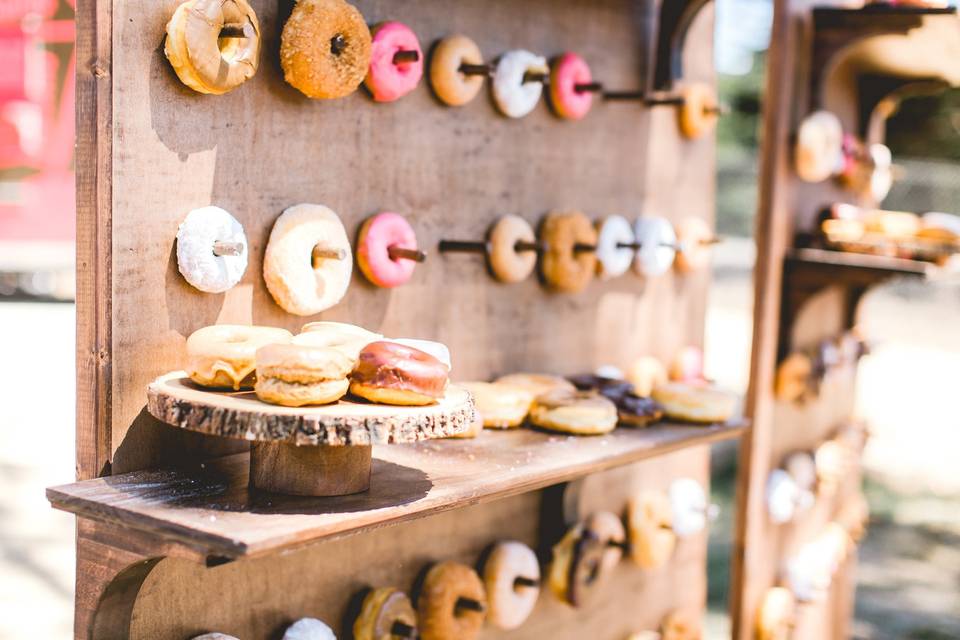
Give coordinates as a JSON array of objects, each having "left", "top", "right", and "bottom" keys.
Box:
[
  {"left": 48, "top": 421, "right": 744, "bottom": 560},
  {"left": 786, "top": 247, "right": 939, "bottom": 282}
]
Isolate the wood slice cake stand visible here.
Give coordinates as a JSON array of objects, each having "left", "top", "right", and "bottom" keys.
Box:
[{"left": 146, "top": 372, "right": 475, "bottom": 497}]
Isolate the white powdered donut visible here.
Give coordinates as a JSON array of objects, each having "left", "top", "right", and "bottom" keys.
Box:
[
  {"left": 483, "top": 540, "right": 541, "bottom": 630},
  {"left": 634, "top": 216, "right": 677, "bottom": 277},
  {"left": 282, "top": 618, "right": 337, "bottom": 640},
  {"left": 492, "top": 50, "right": 547, "bottom": 118},
  {"left": 669, "top": 477, "right": 715, "bottom": 537},
  {"left": 868, "top": 143, "right": 892, "bottom": 203},
  {"left": 595, "top": 215, "right": 635, "bottom": 278},
  {"left": 391, "top": 338, "right": 452, "bottom": 370},
  {"left": 263, "top": 204, "right": 353, "bottom": 316},
  {"left": 786, "top": 543, "right": 832, "bottom": 603},
  {"left": 795, "top": 110, "right": 843, "bottom": 183},
  {"left": 176, "top": 206, "right": 248, "bottom": 293},
  {"left": 191, "top": 635, "right": 240, "bottom": 640},
  {"left": 766, "top": 469, "right": 801, "bottom": 524}
]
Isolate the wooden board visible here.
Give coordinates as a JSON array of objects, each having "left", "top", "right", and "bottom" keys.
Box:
[{"left": 147, "top": 373, "right": 474, "bottom": 445}]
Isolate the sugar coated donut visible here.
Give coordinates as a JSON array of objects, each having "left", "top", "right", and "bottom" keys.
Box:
[
  {"left": 530, "top": 388, "right": 618, "bottom": 435},
  {"left": 661, "top": 610, "right": 701, "bottom": 640},
  {"left": 461, "top": 382, "right": 534, "bottom": 428},
  {"left": 417, "top": 562, "right": 486, "bottom": 640},
  {"left": 594, "top": 215, "right": 635, "bottom": 278},
  {"left": 669, "top": 478, "right": 712, "bottom": 537},
  {"left": 350, "top": 341, "right": 448, "bottom": 405},
  {"left": 483, "top": 541, "right": 541, "bottom": 630},
  {"left": 548, "top": 512, "right": 625, "bottom": 607},
  {"left": 165, "top": 0, "right": 261, "bottom": 95},
  {"left": 674, "top": 217, "right": 714, "bottom": 273},
  {"left": 295, "top": 321, "right": 383, "bottom": 360},
  {"left": 652, "top": 382, "right": 736, "bottom": 424},
  {"left": 391, "top": 338, "right": 451, "bottom": 370},
  {"left": 282, "top": 618, "right": 337, "bottom": 640},
  {"left": 540, "top": 211, "right": 598, "bottom": 293},
  {"left": 429, "top": 34, "right": 485, "bottom": 107},
  {"left": 488, "top": 215, "right": 538, "bottom": 283},
  {"left": 176, "top": 206, "right": 248, "bottom": 293},
  {"left": 634, "top": 216, "right": 676, "bottom": 277},
  {"left": 494, "top": 373, "right": 575, "bottom": 398},
  {"left": 364, "top": 22, "right": 423, "bottom": 103},
  {"left": 795, "top": 110, "right": 844, "bottom": 183},
  {"left": 492, "top": 50, "right": 548, "bottom": 118},
  {"left": 263, "top": 204, "right": 353, "bottom": 316},
  {"left": 669, "top": 345, "right": 704, "bottom": 383},
  {"left": 353, "top": 587, "right": 417, "bottom": 640},
  {"left": 186, "top": 324, "right": 292, "bottom": 390},
  {"left": 775, "top": 352, "right": 813, "bottom": 402},
  {"left": 627, "top": 491, "right": 677, "bottom": 569},
  {"left": 755, "top": 587, "right": 797, "bottom": 640},
  {"left": 280, "top": 0, "right": 371, "bottom": 99},
  {"left": 357, "top": 212, "right": 420, "bottom": 288},
  {"left": 628, "top": 356, "right": 668, "bottom": 397},
  {"left": 254, "top": 343, "right": 353, "bottom": 406},
  {"left": 678, "top": 82, "right": 718, "bottom": 140},
  {"left": 549, "top": 52, "right": 593, "bottom": 120}
]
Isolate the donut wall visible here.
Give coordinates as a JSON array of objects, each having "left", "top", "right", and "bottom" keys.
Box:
[{"left": 60, "top": 0, "right": 744, "bottom": 638}]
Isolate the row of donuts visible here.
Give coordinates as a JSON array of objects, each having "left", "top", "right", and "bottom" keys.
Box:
[
  {"left": 177, "top": 204, "right": 717, "bottom": 311},
  {"left": 774, "top": 330, "right": 868, "bottom": 404},
  {"left": 189, "top": 478, "right": 717, "bottom": 640},
  {"left": 165, "top": 0, "right": 719, "bottom": 136}
]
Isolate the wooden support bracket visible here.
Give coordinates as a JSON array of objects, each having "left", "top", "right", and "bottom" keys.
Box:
[{"left": 651, "top": 0, "right": 714, "bottom": 90}]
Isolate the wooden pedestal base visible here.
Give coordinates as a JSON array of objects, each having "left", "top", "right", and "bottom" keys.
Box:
[{"left": 250, "top": 443, "right": 372, "bottom": 496}]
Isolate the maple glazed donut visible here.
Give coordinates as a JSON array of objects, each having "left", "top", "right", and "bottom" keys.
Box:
[
  {"left": 627, "top": 491, "right": 677, "bottom": 569},
  {"left": 353, "top": 587, "right": 418, "bottom": 640},
  {"left": 530, "top": 388, "right": 618, "bottom": 435},
  {"left": 461, "top": 382, "right": 534, "bottom": 428},
  {"left": 350, "top": 341, "right": 449, "bottom": 405},
  {"left": 678, "top": 82, "right": 719, "bottom": 140},
  {"left": 417, "top": 561, "right": 487, "bottom": 640},
  {"left": 263, "top": 204, "right": 353, "bottom": 316},
  {"left": 549, "top": 52, "right": 593, "bottom": 120},
  {"left": 364, "top": 21, "right": 423, "bottom": 102},
  {"left": 674, "top": 217, "right": 714, "bottom": 273},
  {"left": 548, "top": 511, "right": 626, "bottom": 607},
  {"left": 282, "top": 618, "right": 337, "bottom": 640},
  {"left": 165, "top": 0, "right": 261, "bottom": 95},
  {"left": 634, "top": 216, "right": 677, "bottom": 277},
  {"left": 429, "top": 34, "right": 485, "bottom": 107},
  {"left": 254, "top": 343, "right": 354, "bottom": 406},
  {"left": 280, "top": 0, "right": 371, "bottom": 99},
  {"left": 482, "top": 541, "right": 541, "bottom": 630},
  {"left": 594, "top": 215, "right": 635, "bottom": 278},
  {"left": 488, "top": 215, "right": 539, "bottom": 283},
  {"left": 176, "top": 206, "right": 248, "bottom": 293},
  {"left": 540, "top": 211, "right": 598, "bottom": 293},
  {"left": 186, "top": 324, "right": 292, "bottom": 390},
  {"left": 357, "top": 212, "right": 421, "bottom": 288},
  {"left": 492, "top": 49, "right": 548, "bottom": 118},
  {"left": 652, "top": 382, "right": 736, "bottom": 424}
]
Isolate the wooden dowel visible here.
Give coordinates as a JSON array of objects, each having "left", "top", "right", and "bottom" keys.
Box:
[
  {"left": 212, "top": 240, "right": 244, "bottom": 257},
  {"left": 514, "top": 240, "right": 546, "bottom": 253},
  {"left": 388, "top": 245, "right": 427, "bottom": 263},
  {"left": 573, "top": 242, "right": 596, "bottom": 254},
  {"left": 391, "top": 621, "right": 416, "bottom": 638},
  {"left": 330, "top": 33, "right": 347, "bottom": 55},
  {"left": 514, "top": 576, "right": 540, "bottom": 588},
  {"left": 522, "top": 70, "right": 549, "bottom": 84},
  {"left": 312, "top": 245, "right": 348, "bottom": 264},
  {"left": 459, "top": 63, "right": 491, "bottom": 77},
  {"left": 393, "top": 49, "right": 420, "bottom": 64},
  {"left": 575, "top": 82, "right": 604, "bottom": 94},
  {"left": 602, "top": 90, "right": 648, "bottom": 101},
  {"left": 438, "top": 240, "right": 488, "bottom": 254},
  {"left": 616, "top": 241, "right": 643, "bottom": 250},
  {"left": 645, "top": 95, "right": 686, "bottom": 106},
  {"left": 608, "top": 539, "right": 630, "bottom": 551},
  {"left": 455, "top": 597, "right": 485, "bottom": 613}
]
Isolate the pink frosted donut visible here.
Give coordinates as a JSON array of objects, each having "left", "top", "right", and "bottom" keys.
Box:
[
  {"left": 357, "top": 212, "right": 419, "bottom": 288},
  {"left": 364, "top": 22, "right": 423, "bottom": 103},
  {"left": 549, "top": 52, "right": 593, "bottom": 120}
]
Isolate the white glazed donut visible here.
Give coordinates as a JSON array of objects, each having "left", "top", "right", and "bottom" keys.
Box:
[
  {"left": 766, "top": 469, "right": 802, "bottom": 524},
  {"left": 176, "top": 206, "right": 248, "bottom": 293},
  {"left": 634, "top": 216, "right": 676, "bottom": 277},
  {"left": 786, "top": 542, "right": 833, "bottom": 602},
  {"left": 595, "top": 215, "right": 635, "bottom": 278},
  {"left": 795, "top": 110, "right": 844, "bottom": 183},
  {"left": 391, "top": 338, "right": 452, "bottom": 370},
  {"left": 483, "top": 540, "right": 541, "bottom": 630},
  {"left": 669, "top": 477, "right": 715, "bottom": 537},
  {"left": 191, "top": 635, "right": 240, "bottom": 640},
  {"left": 294, "top": 321, "right": 383, "bottom": 360},
  {"left": 492, "top": 50, "right": 547, "bottom": 118},
  {"left": 282, "top": 618, "right": 337, "bottom": 640},
  {"left": 868, "top": 143, "right": 893, "bottom": 203},
  {"left": 263, "top": 204, "right": 353, "bottom": 316}
]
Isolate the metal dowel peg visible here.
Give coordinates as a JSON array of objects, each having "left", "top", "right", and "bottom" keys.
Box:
[
  {"left": 387, "top": 245, "right": 427, "bottom": 263},
  {"left": 393, "top": 49, "right": 420, "bottom": 64},
  {"left": 212, "top": 240, "right": 244, "bottom": 257}
]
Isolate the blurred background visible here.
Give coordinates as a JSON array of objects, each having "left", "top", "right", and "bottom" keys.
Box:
[{"left": 1, "top": 0, "right": 957, "bottom": 638}]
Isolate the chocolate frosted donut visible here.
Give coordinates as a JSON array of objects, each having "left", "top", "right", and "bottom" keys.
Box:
[
  {"left": 568, "top": 374, "right": 664, "bottom": 427},
  {"left": 350, "top": 341, "right": 449, "bottom": 406}
]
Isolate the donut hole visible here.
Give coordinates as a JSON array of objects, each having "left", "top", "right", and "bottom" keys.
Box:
[
  {"left": 216, "top": 18, "right": 253, "bottom": 65},
  {"left": 330, "top": 33, "right": 347, "bottom": 56}
]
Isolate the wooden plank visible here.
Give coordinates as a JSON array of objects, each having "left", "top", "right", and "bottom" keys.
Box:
[{"left": 49, "top": 422, "right": 743, "bottom": 559}]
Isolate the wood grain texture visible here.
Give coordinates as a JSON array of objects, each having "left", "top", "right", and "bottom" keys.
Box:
[{"left": 250, "top": 443, "right": 373, "bottom": 496}]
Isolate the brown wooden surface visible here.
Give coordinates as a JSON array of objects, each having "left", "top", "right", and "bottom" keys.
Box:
[{"left": 250, "top": 443, "right": 373, "bottom": 496}]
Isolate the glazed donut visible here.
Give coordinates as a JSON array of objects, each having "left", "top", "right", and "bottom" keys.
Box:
[
  {"left": 364, "top": 22, "right": 423, "bottom": 103},
  {"left": 775, "top": 352, "right": 813, "bottom": 402},
  {"left": 357, "top": 212, "right": 421, "bottom": 288},
  {"left": 669, "top": 478, "right": 713, "bottom": 537},
  {"left": 652, "top": 382, "right": 736, "bottom": 424},
  {"left": 678, "top": 82, "right": 718, "bottom": 140},
  {"left": 795, "top": 110, "right": 844, "bottom": 183},
  {"left": 429, "top": 34, "right": 485, "bottom": 107},
  {"left": 494, "top": 373, "right": 575, "bottom": 398},
  {"left": 295, "top": 321, "right": 383, "bottom": 360},
  {"left": 280, "top": 0, "right": 371, "bottom": 99},
  {"left": 417, "top": 561, "right": 486, "bottom": 640},
  {"left": 594, "top": 215, "right": 635, "bottom": 278},
  {"left": 488, "top": 215, "right": 538, "bottom": 283},
  {"left": 661, "top": 609, "right": 701, "bottom": 640},
  {"left": 784, "top": 451, "right": 817, "bottom": 492},
  {"left": 165, "top": 0, "right": 260, "bottom": 95},
  {"left": 867, "top": 143, "right": 893, "bottom": 202},
  {"left": 627, "top": 491, "right": 677, "bottom": 569},
  {"left": 186, "top": 324, "right": 292, "bottom": 389},
  {"left": 176, "top": 206, "right": 248, "bottom": 293},
  {"left": 282, "top": 618, "right": 337, "bottom": 640},
  {"left": 814, "top": 440, "right": 852, "bottom": 492},
  {"left": 461, "top": 382, "right": 534, "bottom": 429},
  {"left": 633, "top": 216, "right": 677, "bottom": 277},
  {"left": 568, "top": 374, "right": 663, "bottom": 427},
  {"left": 263, "top": 204, "right": 353, "bottom": 316},
  {"left": 254, "top": 343, "right": 353, "bottom": 406},
  {"left": 755, "top": 587, "right": 797, "bottom": 640},
  {"left": 482, "top": 541, "right": 541, "bottom": 630},
  {"left": 353, "top": 587, "right": 417, "bottom": 640},
  {"left": 919, "top": 211, "right": 960, "bottom": 243},
  {"left": 766, "top": 469, "right": 804, "bottom": 524},
  {"left": 674, "top": 217, "right": 714, "bottom": 273},
  {"left": 350, "top": 341, "right": 448, "bottom": 405},
  {"left": 548, "top": 512, "right": 625, "bottom": 607},
  {"left": 191, "top": 634, "right": 239, "bottom": 640},
  {"left": 628, "top": 356, "right": 669, "bottom": 397},
  {"left": 391, "top": 339, "right": 451, "bottom": 370},
  {"left": 529, "top": 388, "right": 618, "bottom": 435},
  {"left": 669, "top": 346, "right": 704, "bottom": 383},
  {"left": 540, "top": 211, "right": 598, "bottom": 293},
  {"left": 492, "top": 50, "right": 548, "bottom": 118},
  {"left": 549, "top": 52, "right": 593, "bottom": 120}
]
